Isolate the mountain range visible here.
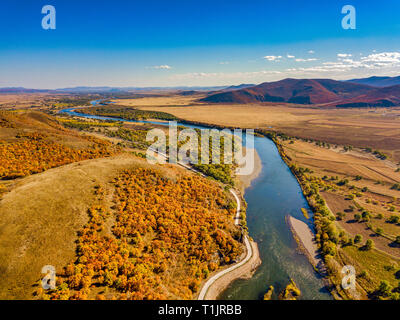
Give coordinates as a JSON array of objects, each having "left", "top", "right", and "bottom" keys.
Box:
[
  {"left": 2, "top": 76, "right": 400, "bottom": 108},
  {"left": 200, "top": 78, "right": 400, "bottom": 108}
]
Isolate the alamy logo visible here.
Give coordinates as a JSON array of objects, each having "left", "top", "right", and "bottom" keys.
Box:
[
  {"left": 41, "top": 5, "right": 56, "bottom": 30},
  {"left": 146, "top": 122, "right": 255, "bottom": 176},
  {"left": 341, "top": 5, "right": 356, "bottom": 30},
  {"left": 41, "top": 265, "right": 56, "bottom": 290},
  {"left": 341, "top": 265, "right": 356, "bottom": 290}
]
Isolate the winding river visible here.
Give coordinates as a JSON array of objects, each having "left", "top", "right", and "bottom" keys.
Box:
[{"left": 61, "top": 101, "right": 332, "bottom": 300}]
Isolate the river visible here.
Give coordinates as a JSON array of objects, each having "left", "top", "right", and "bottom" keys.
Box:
[{"left": 60, "top": 101, "right": 332, "bottom": 300}]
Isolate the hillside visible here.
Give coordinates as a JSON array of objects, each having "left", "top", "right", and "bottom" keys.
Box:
[
  {"left": 199, "top": 78, "right": 400, "bottom": 107},
  {"left": 0, "top": 111, "right": 118, "bottom": 180},
  {"left": 334, "top": 85, "right": 400, "bottom": 108},
  {"left": 0, "top": 109, "right": 243, "bottom": 300},
  {"left": 0, "top": 154, "right": 242, "bottom": 300}
]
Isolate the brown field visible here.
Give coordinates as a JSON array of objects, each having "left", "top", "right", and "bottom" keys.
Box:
[
  {"left": 322, "top": 191, "right": 400, "bottom": 258},
  {"left": 281, "top": 139, "right": 400, "bottom": 244},
  {"left": 0, "top": 93, "right": 57, "bottom": 109},
  {"left": 275, "top": 137, "right": 400, "bottom": 297},
  {"left": 281, "top": 140, "right": 400, "bottom": 195},
  {"left": 110, "top": 95, "right": 204, "bottom": 107},
  {"left": 278, "top": 137, "right": 400, "bottom": 295}
]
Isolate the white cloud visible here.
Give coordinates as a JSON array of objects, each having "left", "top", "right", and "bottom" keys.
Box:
[
  {"left": 287, "top": 54, "right": 295, "bottom": 59},
  {"left": 263, "top": 55, "right": 282, "bottom": 61},
  {"left": 295, "top": 58, "right": 318, "bottom": 62},
  {"left": 294, "top": 51, "right": 400, "bottom": 74},
  {"left": 308, "top": 50, "right": 315, "bottom": 54},
  {"left": 337, "top": 53, "right": 352, "bottom": 58},
  {"left": 361, "top": 52, "right": 400, "bottom": 64},
  {"left": 219, "top": 61, "right": 230, "bottom": 65},
  {"left": 168, "top": 51, "right": 400, "bottom": 85},
  {"left": 170, "top": 70, "right": 282, "bottom": 81},
  {"left": 149, "top": 65, "right": 172, "bottom": 69}
]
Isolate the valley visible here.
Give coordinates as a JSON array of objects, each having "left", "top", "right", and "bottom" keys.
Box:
[{"left": 1, "top": 75, "right": 400, "bottom": 301}]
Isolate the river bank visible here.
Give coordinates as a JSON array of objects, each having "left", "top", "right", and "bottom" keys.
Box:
[
  {"left": 287, "top": 215, "right": 323, "bottom": 270},
  {"left": 200, "top": 240, "right": 261, "bottom": 300},
  {"left": 198, "top": 150, "right": 263, "bottom": 300}
]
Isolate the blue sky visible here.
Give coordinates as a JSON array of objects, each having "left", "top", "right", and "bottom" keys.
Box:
[{"left": 1, "top": 0, "right": 400, "bottom": 88}]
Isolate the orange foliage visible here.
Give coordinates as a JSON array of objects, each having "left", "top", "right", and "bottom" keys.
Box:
[
  {"left": 0, "top": 132, "right": 115, "bottom": 179},
  {"left": 49, "top": 168, "right": 242, "bottom": 300}
]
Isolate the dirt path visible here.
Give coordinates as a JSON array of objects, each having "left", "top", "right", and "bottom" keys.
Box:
[
  {"left": 149, "top": 147, "right": 262, "bottom": 301},
  {"left": 197, "top": 188, "right": 261, "bottom": 300}
]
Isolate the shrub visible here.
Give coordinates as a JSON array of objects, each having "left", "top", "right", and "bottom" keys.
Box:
[
  {"left": 388, "top": 215, "right": 400, "bottom": 224},
  {"left": 360, "top": 270, "right": 368, "bottom": 278},
  {"left": 391, "top": 183, "right": 400, "bottom": 191},
  {"left": 354, "top": 234, "right": 362, "bottom": 244},
  {"left": 365, "top": 239, "right": 374, "bottom": 250},
  {"left": 377, "top": 280, "right": 392, "bottom": 297},
  {"left": 336, "top": 212, "right": 346, "bottom": 221}
]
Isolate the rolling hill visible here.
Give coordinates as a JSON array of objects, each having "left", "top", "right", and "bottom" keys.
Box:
[{"left": 334, "top": 84, "right": 400, "bottom": 108}]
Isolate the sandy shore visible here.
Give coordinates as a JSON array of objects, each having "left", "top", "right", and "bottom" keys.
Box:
[
  {"left": 237, "top": 147, "right": 262, "bottom": 194},
  {"left": 287, "top": 215, "right": 324, "bottom": 270}
]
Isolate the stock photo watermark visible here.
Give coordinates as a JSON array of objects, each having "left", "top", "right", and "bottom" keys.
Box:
[
  {"left": 41, "top": 5, "right": 56, "bottom": 30},
  {"left": 145, "top": 122, "right": 255, "bottom": 176},
  {"left": 342, "top": 5, "right": 356, "bottom": 30},
  {"left": 41, "top": 265, "right": 56, "bottom": 290},
  {"left": 40, "top": 4, "right": 356, "bottom": 31},
  {"left": 341, "top": 265, "right": 356, "bottom": 290}
]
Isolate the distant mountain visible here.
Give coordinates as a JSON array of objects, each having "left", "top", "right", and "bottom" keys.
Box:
[
  {"left": 346, "top": 76, "right": 400, "bottom": 87},
  {"left": 0, "top": 87, "right": 49, "bottom": 93},
  {"left": 54, "top": 87, "right": 125, "bottom": 93},
  {"left": 334, "top": 84, "right": 400, "bottom": 108},
  {"left": 222, "top": 84, "right": 256, "bottom": 91},
  {"left": 54, "top": 86, "right": 227, "bottom": 93},
  {"left": 177, "top": 90, "right": 200, "bottom": 96},
  {"left": 199, "top": 78, "right": 374, "bottom": 105}
]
